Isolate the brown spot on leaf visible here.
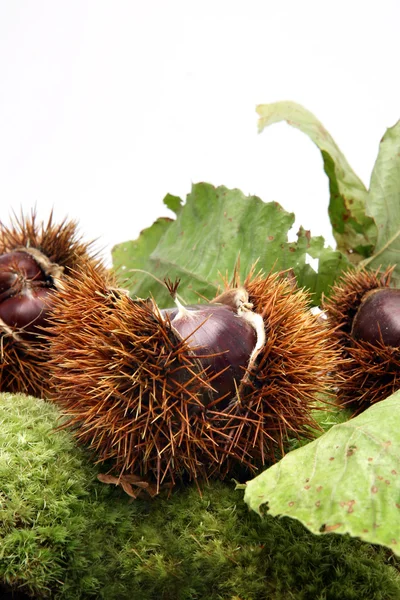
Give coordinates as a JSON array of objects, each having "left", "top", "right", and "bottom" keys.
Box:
[
  {"left": 392, "top": 539, "right": 398, "bottom": 545},
  {"left": 384, "top": 441, "right": 392, "bottom": 448},
  {"left": 324, "top": 523, "right": 343, "bottom": 532},
  {"left": 268, "top": 236, "right": 274, "bottom": 241},
  {"left": 329, "top": 457, "right": 335, "bottom": 461},
  {"left": 371, "top": 486, "right": 378, "bottom": 494},
  {"left": 363, "top": 529, "right": 369, "bottom": 534},
  {"left": 304, "top": 485, "right": 310, "bottom": 490},
  {"left": 315, "top": 501, "right": 321, "bottom": 508},
  {"left": 392, "top": 470, "right": 397, "bottom": 475},
  {"left": 288, "top": 501, "right": 295, "bottom": 507},
  {"left": 340, "top": 500, "right": 356, "bottom": 513},
  {"left": 385, "top": 480, "right": 390, "bottom": 485},
  {"left": 368, "top": 458, "right": 373, "bottom": 462},
  {"left": 317, "top": 486, "right": 323, "bottom": 492},
  {"left": 347, "top": 500, "right": 355, "bottom": 514}
]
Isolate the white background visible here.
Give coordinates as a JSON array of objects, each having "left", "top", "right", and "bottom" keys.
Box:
[{"left": 1, "top": 1, "right": 399, "bottom": 265}]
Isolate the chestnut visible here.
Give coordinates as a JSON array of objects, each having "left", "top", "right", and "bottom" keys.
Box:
[
  {"left": 351, "top": 288, "right": 400, "bottom": 348},
  {"left": 0, "top": 284, "right": 53, "bottom": 335},
  {"left": 0, "top": 251, "right": 44, "bottom": 300},
  {"left": 0, "top": 250, "right": 55, "bottom": 337},
  {"left": 161, "top": 287, "right": 263, "bottom": 409}
]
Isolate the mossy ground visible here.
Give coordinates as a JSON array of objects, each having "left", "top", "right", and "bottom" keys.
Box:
[{"left": 0, "top": 393, "right": 399, "bottom": 600}]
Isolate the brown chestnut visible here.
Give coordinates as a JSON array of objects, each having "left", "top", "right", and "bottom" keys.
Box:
[
  {"left": 0, "top": 250, "right": 53, "bottom": 337},
  {"left": 351, "top": 288, "right": 400, "bottom": 348},
  {"left": 0, "top": 251, "right": 44, "bottom": 300},
  {"left": 162, "top": 291, "right": 261, "bottom": 407},
  {"left": 0, "top": 286, "right": 53, "bottom": 335}
]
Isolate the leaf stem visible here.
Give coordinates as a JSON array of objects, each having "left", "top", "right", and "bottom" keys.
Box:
[{"left": 360, "top": 228, "right": 400, "bottom": 268}]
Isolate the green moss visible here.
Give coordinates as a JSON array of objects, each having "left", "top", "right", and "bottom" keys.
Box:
[{"left": 0, "top": 393, "right": 399, "bottom": 599}]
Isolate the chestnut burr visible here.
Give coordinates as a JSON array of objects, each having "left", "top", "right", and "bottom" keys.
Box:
[
  {"left": 0, "top": 212, "right": 108, "bottom": 396},
  {"left": 47, "top": 265, "right": 338, "bottom": 490},
  {"left": 323, "top": 266, "right": 400, "bottom": 411}
]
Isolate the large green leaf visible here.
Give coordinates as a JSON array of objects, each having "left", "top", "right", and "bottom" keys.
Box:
[
  {"left": 361, "top": 121, "right": 400, "bottom": 284},
  {"left": 243, "top": 391, "right": 400, "bottom": 556},
  {"left": 112, "top": 183, "right": 346, "bottom": 307},
  {"left": 112, "top": 193, "right": 183, "bottom": 280},
  {"left": 256, "top": 101, "right": 377, "bottom": 261}
]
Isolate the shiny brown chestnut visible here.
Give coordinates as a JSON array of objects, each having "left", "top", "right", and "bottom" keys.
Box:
[
  {"left": 0, "top": 249, "right": 57, "bottom": 338},
  {"left": 0, "top": 286, "right": 53, "bottom": 335},
  {"left": 0, "top": 251, "right": 44, "bottom": 300},
  {"left": 351, "top": 288, "right": 400, "bottom": 348},
  {"left": 161, "top": 289, "right": 263, "bottom": 408}
]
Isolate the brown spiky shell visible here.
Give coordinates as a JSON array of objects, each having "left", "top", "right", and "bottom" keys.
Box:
[
  {"left": 322, "top": 266, "right": 397, "bottom": 411},
  {"left": 0, "top": 211, "right": 106, "bottom": 274},
  {"left": 46, "top": 264, "right": 338, "bottom": 490},
  {"left": 0, "top": 211, "right": 108, "bottom": 396}
]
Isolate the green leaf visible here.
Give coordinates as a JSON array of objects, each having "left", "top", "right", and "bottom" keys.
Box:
[
  {"left": 243, "top": 391, "right": 400, "bottom": 556},
  {"left": 163, "top": 193, "right": 184, "bottom": 215},
  {"left": 361, "top": 121, "right": 400, "bottom": 284},
  {"left": 112, "top": 183, "right": 347, "bottom": 307},
  {"left": 112, "top": 217, "right": 174, "bottom": 279},
  {"left": 256, "top": 101, "right": 377, "bottom": 261},
  {"left": 112, "top": 194, "right": 183, "bottom": 279},
  {"left": 290, "top": 227, "right": 348, "bottom": 302}
]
